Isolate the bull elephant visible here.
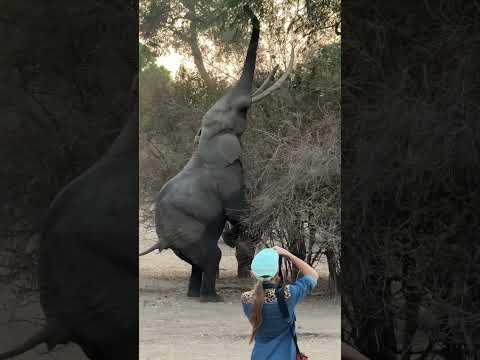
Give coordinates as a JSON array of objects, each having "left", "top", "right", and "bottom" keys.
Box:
[
  {"left": 0, "top": 76, "right": 139, "bottom": 360},
  {"left": 139, "top": 6, "right": 294, "bottom": 302}
]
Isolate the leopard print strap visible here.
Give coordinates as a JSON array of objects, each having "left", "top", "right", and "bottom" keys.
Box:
[{"left": 241, "top": 285, "right": 291, "bottom": 304}]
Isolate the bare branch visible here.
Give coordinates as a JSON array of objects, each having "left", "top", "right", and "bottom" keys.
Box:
[
  {"left": 252, "top": 65, "right": 279, "bottom": 97},
  {"left": 252, "top": 46, "right": 295, "bottom": 103}
]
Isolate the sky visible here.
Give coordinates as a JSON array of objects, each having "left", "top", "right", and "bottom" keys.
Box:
[{"left": 156, "top": 51, "right": 194, "bottom": 78}]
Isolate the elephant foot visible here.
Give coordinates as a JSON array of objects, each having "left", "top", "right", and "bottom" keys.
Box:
[
  {"left": 187, "top": 290, "right": 201, "bottom": 297},
  {"left": 199, "top": 293, "right": 224, "bottom": 303}
]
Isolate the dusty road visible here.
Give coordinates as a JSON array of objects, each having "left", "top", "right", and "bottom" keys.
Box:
[
  {"left": 139, "top": 228, "right": 341, "bottom": 360},
  {"left": 0, "top": 226, "right": 340, "bottom": 360}
]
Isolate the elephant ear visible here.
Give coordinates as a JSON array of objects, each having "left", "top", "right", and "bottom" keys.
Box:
[{"left": 199, "top": 132, "right": 241, "bottom": 167}]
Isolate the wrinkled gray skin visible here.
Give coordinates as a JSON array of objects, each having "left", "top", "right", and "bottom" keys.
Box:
[
  {"left": 140, "top": 9, "right": 259, "bottom": 302},
  {"left": 0, "top": 78, "right": 139, "bottom": 360}
]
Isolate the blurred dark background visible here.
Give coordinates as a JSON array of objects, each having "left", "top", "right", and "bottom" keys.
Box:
[
  {"left": 342, "top": 1, "right": 480, "bottom": 359},
  {"left": 0, "top": 1, "right": 137, "bottom": 286}
]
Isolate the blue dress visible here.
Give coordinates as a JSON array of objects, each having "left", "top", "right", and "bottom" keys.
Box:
[{"left": 241, "top": 275, "right": 317, "bottom": 360}]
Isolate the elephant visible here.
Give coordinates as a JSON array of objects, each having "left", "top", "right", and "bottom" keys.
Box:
[
  {"left": 0, "top": 76, "right": 139, "bottom": 360},
  {"left": 342, "top": 342, "right": 371, "bottom": 360},
  {"left": 222, "top": 221, "right": 256, "bottom": 278},
  {"left": 139, "top": 6, "right": 295, "bottom": 302}
]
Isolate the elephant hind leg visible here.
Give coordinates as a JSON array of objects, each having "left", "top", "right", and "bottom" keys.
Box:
[
  {"left": 187, "top": 264, "right": 202, "bottom": 297},
  {"left": 200, "top": 247, "right": 223, "bottom": 302},
  {"left": 173, "top": 250, "right": 203, "bottom": 298}
]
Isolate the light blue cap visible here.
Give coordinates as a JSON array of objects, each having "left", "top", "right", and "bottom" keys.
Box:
[{"left": 251, "top": 248, "right": 279, "bottom": 280}]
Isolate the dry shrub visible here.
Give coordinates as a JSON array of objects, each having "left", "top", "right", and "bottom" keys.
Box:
[
  {"left": 245, "top": 113, "right": 339, "bottom": 262},
  {"left": 242, "top": 44, "right": 340, "bottom": 287}
]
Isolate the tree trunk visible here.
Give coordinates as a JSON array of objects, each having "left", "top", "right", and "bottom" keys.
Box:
[
  {"left": 180, "top": 1, "right": 216, "bottom": 91},
  {"left": 188, "top": 21, "right": 216, "bottom": 91},
  {"left": 325, "top": 248, "right": 340, "bottom": 296}
]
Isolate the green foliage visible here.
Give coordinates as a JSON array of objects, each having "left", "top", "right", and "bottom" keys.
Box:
[
  {"left": 140, "top": 42, "right": 157, "bottom": 70},
  {"left": 140, "top": 63, "right": 172, "bottom": 136},
  {"left": 139, "top": 66, "right": 199, "bottom": 203},
  {"left": 140, "top": 0, "right": 340, "bottom": 88},
  {"left": 292, "top": 41, "right": 340, "bottom": 113}
]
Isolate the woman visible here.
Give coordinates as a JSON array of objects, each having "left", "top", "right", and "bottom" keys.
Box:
[{"left": 241, "top": 246, "right": 319, "bottom": 360}]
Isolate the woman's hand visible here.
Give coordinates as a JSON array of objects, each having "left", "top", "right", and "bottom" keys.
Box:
[
  {"left": 272, "top": 246, "right": 291, "bottom": 258},
  {"left": 272, "top": 245, "right": 319, "bottom": 280}
]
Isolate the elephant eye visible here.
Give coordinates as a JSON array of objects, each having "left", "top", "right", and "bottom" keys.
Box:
[
  {"left": 238, "top": 106, "right": 248, "bottom": 116},
  {"left": 232, "top": 96, "right": 251, "bottom": 115}
]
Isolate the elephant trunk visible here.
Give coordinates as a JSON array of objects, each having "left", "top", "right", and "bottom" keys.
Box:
[{"left": 238, "top": 6, "right": 259, "bottom": 92}]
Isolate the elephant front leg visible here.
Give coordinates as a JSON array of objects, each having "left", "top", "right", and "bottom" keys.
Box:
[
  {"left": 223, "top": 187, "right": 247, "bottom": 230},
  {"left": 187, "top": 264, "right": 202, "bottom": 297},
  {"left": 225, "top": 221, "right": 255, "bottom": 278},
  {"left": 200, "top": 247, "right": 223, "bottom": 302},
  {"left": 236, "top": 239, "right": 255, "bottom": 278},
  {"left": 222, "top": 221, "right": 241, "bottom": 247}
]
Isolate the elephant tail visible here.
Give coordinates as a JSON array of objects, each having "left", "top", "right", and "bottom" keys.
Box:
[
  {"left": 0, "top": 327, "right": 51, "bottom": 359},
  {"left": 139, "top": 238, "right": 167, "bottom": 256}
]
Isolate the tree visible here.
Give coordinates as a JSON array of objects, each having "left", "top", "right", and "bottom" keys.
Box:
[{"left": 140, "top": 0, "right": 339, "bottom": 88}]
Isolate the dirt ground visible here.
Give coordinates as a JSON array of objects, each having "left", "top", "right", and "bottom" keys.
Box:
[
  {"left": 0, "top": 227, "right": 340, "bottom": 360},
  {"left": 139, "top": 227, "right": 341, "bottom": 360}
]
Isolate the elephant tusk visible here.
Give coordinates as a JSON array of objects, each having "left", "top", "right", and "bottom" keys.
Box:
[
  {"left": 252, "top": 65, "right": 279, "bottom": 97},
  {"left": 251, "top": 46, "right": 294, "bottom": 103}
]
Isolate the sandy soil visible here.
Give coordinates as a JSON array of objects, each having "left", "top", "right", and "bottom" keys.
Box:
[
  {"left": 0, "top": 226, "right": 340, "bottom": 360},
  {"left": 139, "top": 227, "right": 341, "bottom": 360}
]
